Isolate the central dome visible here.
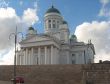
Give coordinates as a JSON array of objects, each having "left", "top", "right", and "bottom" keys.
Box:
[{"left": 45, "top": 5, "right": 61, "bottom": 14}]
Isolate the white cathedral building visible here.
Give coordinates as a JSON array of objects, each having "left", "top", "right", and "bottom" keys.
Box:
[{"left": 17, "top": 6, "right": 95, "bottom": 65}]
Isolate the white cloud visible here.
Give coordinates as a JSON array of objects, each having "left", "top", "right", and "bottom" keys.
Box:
[
  {"left": 99, "top": 0, "right": 110, "bottom": 17},
  {"left": 0, "top": 0, "right": 9, "bottom": 8},
  {"left": 0, "top": 7, "right": 21, "bottom": 51},
  {"left": 34, "top": 1, "right": 38, "bottom": 9},
  {"left": 100, "top": 0, "right": 110, "bottom": 5},
  {"left": 0, "top": 7, "right": 23, "bottom": 65},
  {"left": 0, "top": 4, "right": 39, "bottom": 65},
  {"left": 19, "top": 1, "right": 23, "bottom": 6},
  {"left": 75, "top": 21, "right": 110, "bottom": 62},
  {"left": 22, "top": 8, "right": 39, "bottom": 26},
  {"left": 0, "top": 48, "right": 14, "bottom": 65}
]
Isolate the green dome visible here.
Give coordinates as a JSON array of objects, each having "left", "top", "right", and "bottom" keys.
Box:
[
  {"left": 70, "top": 34, "right": 77, "bottom": 40},
  {"left": 70, "top": 34, "right": 77, "bottom": 42},
  {"left": 29, "top": 26, "right": 34, "bottom": 30},
  {"left": 45, "top": 5, "right": 61, "bottom": 14},
  {"left": 63, "top": 20, "right": 67, "bottom": 24}
]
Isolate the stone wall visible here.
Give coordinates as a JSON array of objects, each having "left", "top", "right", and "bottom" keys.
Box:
[
  {"left": 0, "top": 64, "right": 110, "bottom": 84},
  {"left": 83, "top": 64, "right": 110, "bottom": 84},
  {"left": 0, "top": 81, "right": 11, "bottom": 84},
  {"left": 0, "top": 65, "right": 82, "bottom": 84}
]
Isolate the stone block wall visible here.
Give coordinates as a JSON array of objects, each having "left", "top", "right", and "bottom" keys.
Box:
[
  {"left": 0, "top": 65, "right": 82, "bottom": 84},
  {"left": 82, "top": 64, "right": 110, "bottom": 84},
  {"left": 0, "top": 64, "right": 110, "bottom": 84}
]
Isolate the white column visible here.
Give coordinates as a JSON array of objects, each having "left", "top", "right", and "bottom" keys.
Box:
[
  {"left": 38, "top": 47, "right": 41, "bottom": 65},
  {"left": 23, "top": 52, "right": 25, "bottom": 65},
  {"left": 55, "top": 48, "right": 58, "bottom": 64},
  {"left": 29, "top": 52, "right": 31, "bottom": 65},
  {"left": 45, "top": 46, "right": 47, "bottom": 64},
  {"left": 57, "top": 48, "right": 60, "bottom": 64},
  {"left": 67, "top": 51, "right": 70, "bottom": 64},
  {"left": 54, "top": 47, "right": 56, "bottom": 64},
  {"left": 26, "top": 48, "right": 28, "bottom": 65},
  {"left": 24, "top": 50, "right": 26, "bottom": 65},
  {"left": 51, "top": 45, "right": 53, "bottom": 64},
  {"left": 55, "top": 47, "right": 58, "bottom": 64},
  {"left": 19, "top": 55, "right": 22, "bottom": 65},
  {"left": 23, "top": 51, "right": 25, "bottom": 65},
  {"left": 19, "top": 56, "right": 21, "bottom": 65},
  {"left": 16, "top": 54, "right": 20, "bottom": 65},
  {"left": 29, "top": 50, "right": 31, "bottom": 65},
  {"left": 31, "top": 48, "right": 34, "bottom": 65},
  {"left": 21, "top": 56, "right": 22, "bottom": 65}
]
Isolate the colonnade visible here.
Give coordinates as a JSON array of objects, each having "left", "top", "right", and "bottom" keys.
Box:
[{"left": 17, "top": 45, "right": 59, "bottom": 65}]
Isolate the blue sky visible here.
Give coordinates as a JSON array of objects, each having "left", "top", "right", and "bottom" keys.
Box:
[
  {"left": 4, "top": 0, "right": 103, "bottom": 33},
  {"left": 0, "top": 0, "right": 110, "bottom": 64},
  {"left": 37, "top": 0, "right": 101, "bottom": 33}
]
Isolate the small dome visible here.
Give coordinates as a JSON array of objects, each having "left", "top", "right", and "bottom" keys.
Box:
[
  {"left": 63, "top": 20, "right": 67, "bottom": 24},
  {"left": 28, "top": 26, "right": 34, "bottom": 30},
  {"left": 71, "top": 34, "right": 77, "bottom": 39},
  {"left": 27, "top": 26, "right": 37, "bottom": 36},
  {"left": 70, "top": 34, "right": 77, "bottom": 42},
  {"left": 45, "top": 5, "right": 61, "bottom": 14}
]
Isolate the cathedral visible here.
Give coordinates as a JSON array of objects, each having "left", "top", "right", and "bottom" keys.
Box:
[{"left": 16, "top": 5, "right": 95, "bottom": 65}]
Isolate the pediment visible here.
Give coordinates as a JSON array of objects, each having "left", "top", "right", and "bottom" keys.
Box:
[{"left": 21, "top": 35, "right": 51, "bottom": 43}]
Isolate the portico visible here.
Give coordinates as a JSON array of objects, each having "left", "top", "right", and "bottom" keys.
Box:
[{"left": 17, "top": 44, "right": 59, "bottom": 65}]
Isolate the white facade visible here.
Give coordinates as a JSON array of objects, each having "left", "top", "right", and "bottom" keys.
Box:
[{"left": 17, "top": 6, "right": 95, "bottom": 65}]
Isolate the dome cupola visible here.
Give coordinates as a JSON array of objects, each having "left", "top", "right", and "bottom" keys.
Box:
[
  {"left": 45, "top": 5, "right": 61, "bottom": 14},
  {"left": 28, "top": 26, "right": 34, "bottom": 30},
  {"left": 26, "top": 26, "right": 37, "bottom": 38},
  {"left": 70, "top": 34, "right": 77, "bottom": 43},
  {"left": 44, "top": 5, "right": 63, "bottom": 33},
  {"left": 62, "top": 20, "right": 68, "bottom": 24}
]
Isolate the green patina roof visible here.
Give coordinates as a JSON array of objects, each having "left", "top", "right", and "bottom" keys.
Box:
[
  {"left": 63, "top": 20, "right": 67, "bottom": 24},
  {"left": 29, "top": 26, "right": 34, "bottom": 30},
  {"left": 70, "top": 34, "right": 77, "bottom": 39},
  {"left": 45, "top": 5, "right": 61, "bottom": 14}
]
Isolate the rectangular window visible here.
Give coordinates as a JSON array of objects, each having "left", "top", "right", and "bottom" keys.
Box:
[
  {"left": 49, "top": 24, "right": 51, "bottom": 28},
  {"left": 88, "top": 59, "right": 91, "bottom": 64},
  {"left": 53, "top": 20, "right": 55, "bottom": 22},
  {"left": 53, "top": 24, "right": 56, "bottom": 28},
  {"left": 72, "top": 60, "right": 75, "bottom": 64},
  {"left": 72, "top": 54, "right": 75, "bottom": 57},
  {"left": 49, "top": 20, "right": 51, "bottom": 22},
  {"left": 72, "top": 54, "right": 76, "bottom": 64}
]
